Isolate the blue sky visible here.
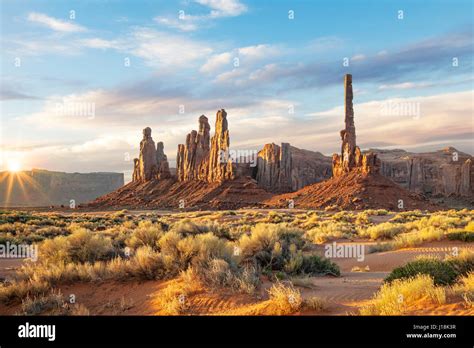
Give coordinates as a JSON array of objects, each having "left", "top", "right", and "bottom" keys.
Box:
[{"left": 0, "top": 0, "right": 473, "bottom": 181}]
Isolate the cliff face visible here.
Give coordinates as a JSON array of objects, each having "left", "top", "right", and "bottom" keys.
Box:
[
  {"left": 255, "top": 143, "right": 331, "bottom": 192},
  {"left": 0, "top": 169, "right": 124, "bottom": 207},
  {"left": 373, "top": 148, "right": 473, "bottom": 197}
]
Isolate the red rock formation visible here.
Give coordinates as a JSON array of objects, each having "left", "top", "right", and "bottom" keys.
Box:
[
  {"left": 156, "top": 141, "right": 171, "bottom": 179},
  {"left": 208, "top": 109, "right": 234, "bottom": 182},
  {"left": 256, "top": 143, "right": 332, "bottom": 192},
  {"left": 177, "top": 110, "right": 235, "bottom": 183},
  {"left": 332, "top": 74, "right": 379, "bottom": 177},
  {"left": 132, "top": 127, "right": 170, "bottom": 182},
  {"left": 375, "top": 147, "right": 473, "bottom": 197}
]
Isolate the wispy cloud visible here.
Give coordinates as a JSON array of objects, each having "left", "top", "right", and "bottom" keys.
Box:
[
  {"left": 155, "top": 0, "right": 248, "bottom": 32},
  {"left": 27, "top": 12, "right": 87, "bottom": 33}
]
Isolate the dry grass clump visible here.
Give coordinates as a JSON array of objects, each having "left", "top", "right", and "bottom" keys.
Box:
[
  {"left": 360, "top": 274, "right": 446, "bottom": 315},
  {"left": 302, "top": 296, "right": 326, "bottom": 312},
  {"left": 126, "top": 221, "right": 164, "bottom": 250},
  {"left": 19, "top": 290, "right": 90, "bottom": 315},
  {"left": 154, "top": 273, "right": 201, "bottom": 315},
  {"left": 40, "top": 228, "right": 115, "bottom": 264},
  {"left": 359, "top": 222, "right": 407, "bottom": 240},
  {"left": 385, "top": 251, "right": 474, "bottom": 286},
  {"left": 305, "top": 221, "right": 354, "bottom": 244},
  {"left": 370, "top": 226, "right": 444, "bottom": 253},
  {"left": 20, "top": 290, "right": 65, "bottom": 315},
  {"left": 193, "top": 259, "right": 260, "bottom": 294},
  {"left": 238, "top": 223, "right": 339, "bottom": 276},
  {"left": 331, "top": 211, "right": 355, "bottom": 223},
  {"left": 364, "top": 209, "right": 390, "bottom": 216},
  {"left": 452, "top": 272, "right": 474, "bottom": 307},
  {"left": 0, "top": 279, "right": 50, "bottom": 303},
  {"left": 267, "top": 282, "right": 303, "bottom": 315}
]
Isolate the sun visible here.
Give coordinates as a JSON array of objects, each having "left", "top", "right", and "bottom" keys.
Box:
[{"left": 7, "top": 159, "right": 22, "bottom": 172}]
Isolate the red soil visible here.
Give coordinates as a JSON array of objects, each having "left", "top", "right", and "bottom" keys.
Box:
[
  {"left": 264, "top": 171, "right": 437, "bottom": 211},
  {"left": 89, "top": 176, "right": 273, "bottom": 210}
]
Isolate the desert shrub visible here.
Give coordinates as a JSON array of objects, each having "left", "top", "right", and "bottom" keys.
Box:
[
  {"left": 127, "top": 246, "right": 165, "bottom": 280},
  {"left": 360, "top": 274, "right": 445, "bottom": 315},
  {"left": 447, "top": 231, "right": 474, "bottom": 242},
  {"left": 267, "top": 282, "right": 303, "bottom": 315},
  {"left": 445, "top": 250, "right": 474, "bottom": 278},
  {"left": 36, "top": 226, "right": 68, "bottom": 238},
  {"left": 331, "top": 211, "right": 355, "bottom": 223},
  {"left": 389, "top": 210, "right": 425, "bottom": 223},
  {"left": 453, "top": 272, "right": 474, "bottom": 307},
  {"left": 380, "top": 227, "right": 445, "bottom": 250},
  {"left": 0, "top": 223, "right": 21, "bottom": 234},
  {"left": 0, "top": 279, "right": 50, "bottom": 304},
  {"left": 154, "top": 277, "right": 199, "bottom": 315},
  {"left": 112, "top": 210, "right": 128, "bottom": 219},
  {"left": 238, "top": 223, "right": 304, "bottom": 270},
  {"left": 169, "top": 219, "right": 203, "bottom": 235},
  {"left": 20, "top": 290, "right": 64, "bottom": 315},
  {"left": 385, "top": 256, "right": 458, "bottom": 285},
  {"left": 360, "top": 222, "right": 407, "bottom": 240},
  {"left": 186, "top": 260, "right": 260, "bottom": 294},
  {"left": 264, "top": 211, "right": 285, "bottom": 224},
  {"left": 300, "top": 255, "right": 340, "bottom": 276},
  {"left": 355, "top": 212, "right": 370, "bottom": 225},
  {"left": 302, "top": 296, "right": 325, "bottom": 312},
  {"left": 386, "top": 252, "right": 474, "bottom": 285},
  {"left": 305, "top": 221, "right": 354, "bottom": 244},
  {"left": 68, "top": 228, "right": 115, "bottom": 262},
  {"left": 40, "top": 228, "right": 115, "bottom": 264},
  {"left": 40, "top": 236, "right": 72, "bottom": 264},
  {"left": 364, "top": 209, "right": 389, "bottom": 216},
  {"left": 126, "top": 221, "right": 164, "bottom": 250},
  {"left": 465, "top": 221, "right": 474, "bottom": 232}
]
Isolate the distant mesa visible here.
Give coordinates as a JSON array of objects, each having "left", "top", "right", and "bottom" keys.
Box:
[{"left": 0, "top": 169, "right": 123, "bottom": 207}]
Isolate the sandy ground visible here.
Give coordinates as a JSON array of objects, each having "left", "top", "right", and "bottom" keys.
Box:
[{"left": 1, "top": 240, "right": 473, "bottom": 316}]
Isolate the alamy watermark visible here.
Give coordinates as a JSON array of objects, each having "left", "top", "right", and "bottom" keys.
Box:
[
  {"left": 54, "top": 101, "right": 95, "bottom": 119},
  {"left": 220, "top": 149, "right": 258, "bottom": 167},
  {"left": 0, "top": 242, "right": 38, "bottom": 262},
  {"left": 324, "top": 241, "right": 365, "bottom": 262},
  {"left": 380, "top": 101, "right": 420, "bottom": 119}
]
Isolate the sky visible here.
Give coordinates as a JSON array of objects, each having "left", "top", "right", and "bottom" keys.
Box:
[{"left": 0, "top": 0, "right": 473, "bottom": 182}]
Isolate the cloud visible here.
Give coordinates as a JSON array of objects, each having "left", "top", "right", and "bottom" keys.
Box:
[
  {"left": 0, "top": 88, "right": 39, "bottom": 101},
  {"left": 77, "top": 38, "right": 121, "bottom": 49},
  {"left": 77, "top": 28, "right": 214, "bottom": 68},
  {"left": 200, "top": 52, "right": 233, "bottom": 73},
  {"left": 209, "top": 30, "right": 473, "bottom": 94},
  {"left": 27, "top": 12, "right": 87, "bottom": 33},
  {"left": 201, "top": 44, "right": 280, "bottom": 75},
  {"left": 155, "top": 0, "right": 247, "bottom": 32},
  {"left": 195, "top": 0, "right": 248, "bottom": 18},
  {"left": 129, "top": 28, "right": 213, "bottom": 68},
  {"left": 378, "top": 82, "right": 433, "bottom": 90}
]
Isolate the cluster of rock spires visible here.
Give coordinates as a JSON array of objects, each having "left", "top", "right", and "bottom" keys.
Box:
[
  {"left": 132, "top": 127, "right": 170, "bottom": 182},
  {"left": 332, "top": 74, "right": 380, "bottom": 177},
  {"left": 128, "top": 74, "right": 472, "bottom": 201},
  {"left": 176, "top": 110, "right": 235, "bottom": 183}
]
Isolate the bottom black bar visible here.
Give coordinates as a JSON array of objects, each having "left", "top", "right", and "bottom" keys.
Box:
[{"left": 0, "top": 316, "right": 472, "bottom": 347}]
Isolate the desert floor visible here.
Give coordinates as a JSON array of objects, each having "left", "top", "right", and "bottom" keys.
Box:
[{"left": 1, "top": 207, "right": 472, "bottom": 316}]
